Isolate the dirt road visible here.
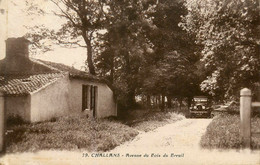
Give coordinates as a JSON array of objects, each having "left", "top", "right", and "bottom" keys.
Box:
[
  {"left": 1, "top": 119, "right": 260, "bottom": 165},
  {"left": 111, "top": 118, "right": 260, "bottom": 165}
]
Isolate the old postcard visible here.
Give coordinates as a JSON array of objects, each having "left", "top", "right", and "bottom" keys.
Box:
[{"left": 0, "top": 0, "right": 259, "bottom": 165}]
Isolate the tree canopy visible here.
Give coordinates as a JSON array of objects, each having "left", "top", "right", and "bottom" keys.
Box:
[
  {"left": 23, "top": 0, "right": 260, "bottom": 109},
  {"left": 180, "top": 0, "right": 260, "bottom": 100}
]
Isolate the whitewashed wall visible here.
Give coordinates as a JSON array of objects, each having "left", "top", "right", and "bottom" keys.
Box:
[
  {"left": 69, "top": 79, "right": 117, "bottom": 118},
  {"left": 30, "top": 75, "right": 70, "bottom": 122}
]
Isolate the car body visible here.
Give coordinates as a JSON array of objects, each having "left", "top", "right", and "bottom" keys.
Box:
[{"left": 189, "top": 96, "right": 212, "bottom": 118}]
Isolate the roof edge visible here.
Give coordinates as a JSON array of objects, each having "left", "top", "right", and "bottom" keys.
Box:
[{"left": 30, "top": 73, "right": 67, "bottom": 95}]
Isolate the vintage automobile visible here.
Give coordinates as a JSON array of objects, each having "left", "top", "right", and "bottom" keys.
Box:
[{"left": 189, "top": 96, "right": 213, "bottom": 118}]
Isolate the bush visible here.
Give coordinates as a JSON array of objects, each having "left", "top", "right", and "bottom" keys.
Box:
[
  {"left": 7, "top": 115, "right": 27, "bottom": 126},
  {"left": 200, "top": 113, "right": 260, "bottom": 149},
  {"left": 226, "top": 101, "right": 239, "bottom": 115}
]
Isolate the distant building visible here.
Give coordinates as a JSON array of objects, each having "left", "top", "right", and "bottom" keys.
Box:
[{"left": 0, "top": 37, "right": 117, "bottom": 122}]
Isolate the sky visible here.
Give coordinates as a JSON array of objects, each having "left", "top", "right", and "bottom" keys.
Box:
[{"left": 0, "top": 0, "right": 87, "bottom": 70}]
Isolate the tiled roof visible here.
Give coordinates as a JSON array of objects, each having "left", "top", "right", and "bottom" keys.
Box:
[
  {"left": 36, "top": 60, "right": 114, "bottom": 91},
  {"left": 0, "top": 59, "right": 112, "bottom": 96},
  {"left": 36, "top": 59, "right": 103, "bottom": 82},
  {"left": 0, "top": 73, "right": 64, "bottom": 96}
]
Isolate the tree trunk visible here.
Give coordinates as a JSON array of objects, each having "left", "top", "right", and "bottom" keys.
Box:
[
  {"left": 178, "top": 98, "right": 183, "bottom": 110},
  {"left": 127, "top": 89, "right": 136, "bottom": 109},
  {"left": 86, "top": 41, "right": 96, "bottom": 75},
  {"left": 167, "top": 96, "right": 172, "bottom": 108},
  {"left": 161, "top": 95, "right": 165, "bottom": 111},
  {"left": 147, "top": 95, "right": 151, "bottom": 108},
  {"left": 82, "top": 32, "right": 96, "bottom": 75},
  {"left": 155, "top": 96, "right": 158, "bottom": 108},
  {"left": 158, "top": 95, "right": 161, "bottom": 109},
  {"left": 110, "top": 52, "right": 115, "bottom": 84},
  {"left": 122, "top": 42, "right": 136, "bottom": 109}
]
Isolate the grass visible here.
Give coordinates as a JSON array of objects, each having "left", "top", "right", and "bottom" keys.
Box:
[
  {"left": 200, "top": 113, "right": 260, "bottom": 150},
  {"left": 6, "top": 114, "right": 139, "bottom": 153},
  {"left": 122, "top": 109, "right": 184, "bottom": 132},
  {"left": 6, "top": 110, "right": 183, "bottom": 153}
]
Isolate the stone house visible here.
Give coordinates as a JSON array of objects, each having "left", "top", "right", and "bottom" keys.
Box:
[{"left": 0, "top": 37, "right": 117, "bottom": 122}]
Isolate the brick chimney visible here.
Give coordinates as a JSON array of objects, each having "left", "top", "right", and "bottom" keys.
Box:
[
  {"left": 0, "top": 37, "right": 56, "bottom": 75},
  {"left": 5, "top": 37, "right": 30, "bottom": 59},
  {"left": 0, "top": 37, "right": 32, "bottom": 75}
]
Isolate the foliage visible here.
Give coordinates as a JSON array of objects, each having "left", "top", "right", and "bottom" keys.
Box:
[
  {"left": 141, "top": 51, "right": 201, "bottom": 99},
  {"left": 96, "top": 0, "right": 156, "bottom": 109},
  {"left": 24, "top": 0, "right": 254, "bottom": 108},
  {"left": 96, "top": 0, "right": 202, "bottom": 109},
  {"left": 200, "top": 113, "right": 260, "bottom": 149},
  {"left": 25, "top": 0, "right": 109, "bottom": 75},
  {"left": 140, "top": 0, "right": 202, "bottom": 99},
  {"left": 180, "top": 0, "right": 260, "bottom": 100},
  {"left": 24, "top": 0, "right": 206, "bottom": 109}
]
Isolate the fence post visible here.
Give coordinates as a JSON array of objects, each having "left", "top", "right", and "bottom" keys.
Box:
[
  {"left": 240, "top": 88, "right": 251, "bottom": 148},
  {"left": 0, "top": 91, "right": 5, "bottom": 153}
]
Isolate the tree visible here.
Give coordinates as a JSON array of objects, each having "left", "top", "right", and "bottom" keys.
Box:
[
  {"left": 96, "top": 0, "right": 155, "bottom": 109},
  {"left": 180, "top": 0, "right": 260, "bottom": 100},
  {"left": 141, "top": 50, "right": 202, "bottom": 110},
  {"left": 26, "top": 0, "right": 108, "bottom": 75},
  {"left": 24, "top": 0, "right": 204, "bottom": 110},
  {"left": 25, "top": 0, "right": 156, "bottom": 109},
  {"left": 139, "top": 0, "right": 202, "bottom": 109}
]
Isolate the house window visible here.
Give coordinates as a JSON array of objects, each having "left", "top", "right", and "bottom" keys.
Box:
[{"left": 82, "top": 85, "right": 98, "bottom": 117}]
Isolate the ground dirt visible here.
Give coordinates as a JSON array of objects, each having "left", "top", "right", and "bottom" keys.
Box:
[{"left": 1, "top": 118, "right": 259, "bottom": 165}]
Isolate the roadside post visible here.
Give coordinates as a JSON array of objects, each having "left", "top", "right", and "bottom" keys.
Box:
[
  {"left": 240, "top": 88, "right": 251, "bottom": 148},
  {"left": 240, "top": 88, "right": 260, "bottom": 149}
]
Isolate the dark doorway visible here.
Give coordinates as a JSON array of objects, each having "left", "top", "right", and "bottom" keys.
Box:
[
  {"left": 82, "top": 85, "right": 98, "bottom": 117},
  {"left": 90, "top": 85, "right": 97, "bottom": 117},
  {"left": 82, "top": 85, "right": 89, "bottom": 111}
]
